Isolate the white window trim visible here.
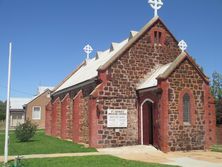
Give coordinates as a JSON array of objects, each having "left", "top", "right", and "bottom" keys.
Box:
[{"left": 32, "top": 106, "right": 41, "bottom": 120}]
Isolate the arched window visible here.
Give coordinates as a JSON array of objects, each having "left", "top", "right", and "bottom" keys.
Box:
[{"left": 183, "top": 93, "right": 190, "bottom": 123}]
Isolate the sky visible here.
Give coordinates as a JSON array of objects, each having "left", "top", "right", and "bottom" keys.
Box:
[{"left": 0, "top": 0, "right": 221, "bottom": 101}]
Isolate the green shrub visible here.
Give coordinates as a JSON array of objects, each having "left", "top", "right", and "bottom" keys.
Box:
[{"left": 15, "top": 120, "right": 37, "bottom": 142}]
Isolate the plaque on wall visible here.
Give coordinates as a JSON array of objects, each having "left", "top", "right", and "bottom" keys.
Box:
[{"left": 107, "top": 109, "right": 127, "bottom": 128}]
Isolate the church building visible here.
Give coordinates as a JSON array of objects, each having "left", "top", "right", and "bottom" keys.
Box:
[{"left": 45, "top": 2, "right": 216, "bottom": 152}]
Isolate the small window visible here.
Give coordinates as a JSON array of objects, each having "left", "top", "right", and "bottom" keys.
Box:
[
  {"left": 183, "top": 93, "right": 190, "bottom": 123},
  {"left": 32, "top": 106, "right": 41, "bottom": 120},
  {"left": 154, "top": 31, "right": 162, "bottom": 44}
]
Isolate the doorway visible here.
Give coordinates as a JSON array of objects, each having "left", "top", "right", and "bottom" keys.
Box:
[{"left": 142, "top": 101, "right": 154, "bottom": 145}]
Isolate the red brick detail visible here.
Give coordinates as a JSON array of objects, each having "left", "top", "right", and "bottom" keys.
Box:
[
  {"left": 72, "top": 90, "right": 82, "bottom": 143},
  {"left": 45, "top": 102, "right": 52, "bottom": 135},
  {"left": 158, "top": 81, "right": 169, "bottom": 153},
  {"left": 178, "top": 88, "right": 196, "bottom": 125},
  {"left": 204, "top": 83, "right": 216, "bottom": 149},
  {"left": 149, "top": 27, "right": 166, "bottom": 46},
  {"left": 61, "top": 94, "right": 70, "bottom": 140},
  {"left": 51, "top": 97, "right": 60, "bottom": 137},
  {"left": 138, "top": 91, "right": 159, "bottom": 147},
  {"left": 89, "top": 70, "right": 109, "bottom": 148},
  {"left": 88, "top": 97, "right": 99, "bottom": 148}
]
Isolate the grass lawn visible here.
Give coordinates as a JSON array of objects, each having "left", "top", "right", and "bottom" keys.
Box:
[
  {"left": 211, "top": 145, "right": 222, "bottom": 152},
  {"left": 0, "top": 131, "right": 96, "bottom": 155},
  {"left": 4, "top": 155, "right": 178, "bottom": 167}
]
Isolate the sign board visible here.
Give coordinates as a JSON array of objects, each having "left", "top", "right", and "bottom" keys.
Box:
[{"left": 107, "top": 109, "right": 127, "bottom": 128}]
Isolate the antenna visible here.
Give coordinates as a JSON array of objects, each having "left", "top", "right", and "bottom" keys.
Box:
[
  {"left": 178, "top": 40, "right": 188, "bottom": 53},
  {"left": 148, "top": 0, "right": 163, "bottom": 17},
  {"left": 83, "top": 44, "right": 93, "bottom": 61}
]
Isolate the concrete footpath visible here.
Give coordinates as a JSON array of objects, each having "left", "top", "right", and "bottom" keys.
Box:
[
  {"left": 0, "top": 146, "right": 222, "bottom": 167},
  {"left": 98, "top": 145, "right": 222, "bottom": 167},
  {"left": 0, "top": 152, "right": 104, "bottom": 162}
]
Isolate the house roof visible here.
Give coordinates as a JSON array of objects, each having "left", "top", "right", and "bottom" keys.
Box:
[
  {"left": 10, "top": 98, "right": 32, "bottom": 110},
  {"left": 25, "top": 89, "right": 51, "bottom": 106},
  {"left": 157, "top": 52, "right": 209, "bottom": 83},
  {"left": 53, "top": 16, "right": 163, "bottom": 94},
  {"left": 137, "top": 63, "right": 172, "bottom": 90},
  {"left": 37, "top": 86, "right": 54, "bottom": 95}
]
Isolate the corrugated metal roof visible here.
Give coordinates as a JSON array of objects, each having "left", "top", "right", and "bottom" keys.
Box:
[
  {"left": 37, "top": 86, "right": 54, "bottom": 95},
  {"left": 10, "top": 98, "right": 32, "bottom": 110},
  {"left": 55, "top": 37, "right": 136, "bottom": 93},
  {"left": 53, "top": 16, "right": 168, "bottom": 93},
  {"left": 137, "top": 63, "right": 172, "bottom": 90}
]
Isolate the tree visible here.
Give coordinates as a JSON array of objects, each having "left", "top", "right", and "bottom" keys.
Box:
[
  {"left": 211, "top": 72, "right": 222, "bottom": 100},
  {"left": 0, "top": 101, "right": 6, "bottom": 121},
  {"left": 211, "top": 71, "right": 222, "bottom": 124}
]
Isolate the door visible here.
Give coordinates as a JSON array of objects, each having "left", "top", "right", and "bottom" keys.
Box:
[{"left": 143, "top": 101, "right": 154, "bottom": 145}]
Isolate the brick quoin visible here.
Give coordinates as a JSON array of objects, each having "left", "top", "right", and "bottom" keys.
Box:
[{"left": 158, "top": 80, "right": 169, "bottom": 152}]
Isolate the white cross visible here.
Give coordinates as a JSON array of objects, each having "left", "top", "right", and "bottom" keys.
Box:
[
  {"left": 148, "top": 0, "right": 163, "bottom": 17},
  {"left": 83, "top": 44, "right": 93, "bottom": 60},
  {"left": 178, "top": 40, "right": 188, "bottom": 52}
]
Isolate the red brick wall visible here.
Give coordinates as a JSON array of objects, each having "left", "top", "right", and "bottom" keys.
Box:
[
  {"left": 56, "top": 99, "right": 61, "bottom": 137},
  {"left": 67, "top": 99, "right": 73, "bottom": 140},
  {"left": 45, "top": 102, "right": 52, "bottom": 135},
  {"left": 167, "top": 59, "right": 212, "bottom": 151},
  {"left": 73, "top": 91, "right": 81, "bottom": 143},
  {"left": 79, "top": 97, "right": 89, "bottom": 144},
  {"left": 61, "top": 94, "right": 69, "bottom": 139},
  {"left": 72, "top": 90, "right": 89, "bottom": 144},
  {"left": 51, "top": 98, "right": 60, "bottom": 136},
  {"left": 94, "top": 20, "right": 181, "bottom": 147}
]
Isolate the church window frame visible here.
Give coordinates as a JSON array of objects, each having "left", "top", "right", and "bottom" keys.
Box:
[{"left": 183, "top": 93, "right": 190, "bottom": 123}]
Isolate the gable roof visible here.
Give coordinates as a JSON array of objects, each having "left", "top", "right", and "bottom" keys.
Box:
[
  {"left": 37, "top": 86, "right": 54, "bottom": 95},
  {"left": 25, "top": 89, "right": 51, "bottom": 106},
  {"left": 99, "top": 17, "right": 178, "bottom": 71},
  {"left": 53, "top": 16, "right": 175, "bottom": 94},
  {"left": 137, "top": 52, "right": 209, "bottom": 91},
  {"left": 10, "top": 98, "right": 32, "bottom": 110},
  {"left": 157, "top": 52, "right": 209, "bottom": 83},
  {"left": 137, "top": 63, "right": 172, "bottom": 90}
]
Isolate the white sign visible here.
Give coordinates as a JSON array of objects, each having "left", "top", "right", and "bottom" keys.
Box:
[{"left": 107, "top": 109, "right": 128, "bottom": 128}]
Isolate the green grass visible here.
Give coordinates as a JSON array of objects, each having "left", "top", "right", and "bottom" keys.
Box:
[
  {"left": 211, "top": 145, "right": 222, "bottom": 152},
  {"left": 0, "top": 131, "right": 96, "bottom": 155},
  {"left": 4, "top": 155, "right": 178, "bottom": 167}
]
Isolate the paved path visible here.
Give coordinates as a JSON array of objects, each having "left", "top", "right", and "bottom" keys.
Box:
[
  {"left": 98, "top": 145, "right": 222, "bottom": 167},
  {"left": 0, "top": 152, "right": 104, "bottom": 162},
  {"left": 1, "top": 146, "right": 222, "bottom": 167}
]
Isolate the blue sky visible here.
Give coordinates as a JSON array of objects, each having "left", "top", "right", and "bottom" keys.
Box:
[{"left": 0, "top": 0, "right": 221, "bottom": 101}]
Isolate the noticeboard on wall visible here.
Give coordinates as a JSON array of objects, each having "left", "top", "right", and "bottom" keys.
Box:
[{"left": 107, "top": 109, "right": 127, "bottom": 128}]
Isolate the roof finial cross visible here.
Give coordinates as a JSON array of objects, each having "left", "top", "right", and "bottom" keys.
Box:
[
  {"left": 178, "top": 40, "right": 188, "bottom": 53},
  {"left": 148, "top": 0, "right": 163, "bottom": 17},
  {"left": 83, "top": 44, "right": 93, "bottom": 60}
]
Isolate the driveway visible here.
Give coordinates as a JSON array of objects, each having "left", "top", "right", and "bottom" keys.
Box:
[{"left": 97, "top": 145, "right": 222, "bottom": 167}]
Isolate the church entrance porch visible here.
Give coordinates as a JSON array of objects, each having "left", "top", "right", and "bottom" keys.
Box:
[{"left": 138, "top": 88, "right": 161, "bottom": 149}]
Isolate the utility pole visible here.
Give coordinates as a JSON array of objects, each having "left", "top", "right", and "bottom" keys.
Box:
[{"left": 4, "top": 42, "right": 12, "bottom": 164}]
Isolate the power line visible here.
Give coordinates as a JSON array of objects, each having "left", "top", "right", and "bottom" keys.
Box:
[{"left": 0, "top": 85, "right": 35, "bottom": 96}]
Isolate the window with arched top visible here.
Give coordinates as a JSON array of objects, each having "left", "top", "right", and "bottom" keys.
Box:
[{"left": 183, "top": 93, "right": 190, "bottom": 123}]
